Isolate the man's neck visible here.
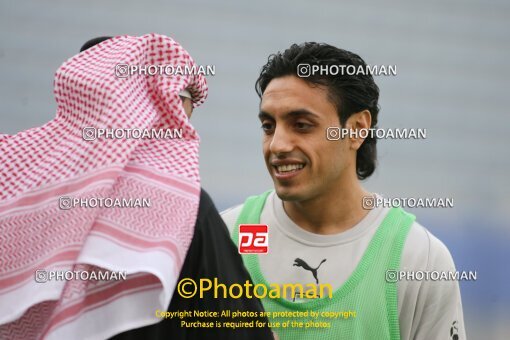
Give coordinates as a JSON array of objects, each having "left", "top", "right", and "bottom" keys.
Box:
[{"left": 282, "top": 181, "right": 371, "bottom": 235}]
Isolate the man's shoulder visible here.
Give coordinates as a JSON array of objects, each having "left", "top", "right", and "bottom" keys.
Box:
[
  {"left": 220, "top": 204, "right": 244, "bottom": 233},
  {"left": 402, "top": 218, "right": 456, "bottom": 271},
  {"left": 220, "top": 190, "right": 273, "bottom": 233},
  {"left": 398, "top": 216, "right": 464, "bottom": 340}
]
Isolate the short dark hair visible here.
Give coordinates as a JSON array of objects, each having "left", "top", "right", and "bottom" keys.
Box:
[
  {"left": 255, "top": 42, "right": 380, "bottom": 180},
  {"left": 80, "top": 36, "right": 113, "bottom": 52}
]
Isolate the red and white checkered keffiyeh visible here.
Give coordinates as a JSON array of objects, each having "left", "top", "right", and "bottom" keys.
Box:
[{"left": 0, "top": 33, "right": 207, "bottom": 339}]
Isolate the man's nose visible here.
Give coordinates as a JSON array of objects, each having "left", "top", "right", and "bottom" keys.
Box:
[{"left": 269, "top": 126, "right": 294, "bottom": 155}]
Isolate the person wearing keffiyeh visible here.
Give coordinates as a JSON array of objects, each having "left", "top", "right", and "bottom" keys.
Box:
[{"left": 0, "top": 34, "right": 273, "bottom": 340}]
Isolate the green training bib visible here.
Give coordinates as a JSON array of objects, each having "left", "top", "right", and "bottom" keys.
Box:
[{"left": 231, "top": 191, "right": 415, "bottom": 340}]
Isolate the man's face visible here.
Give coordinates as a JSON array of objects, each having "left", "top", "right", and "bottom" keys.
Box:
[
  {"left": 259, "top": 75, "right": 353, "bottom": 202},
  {"left": 181, "top": 97, "right": 193, "bottom": 118}
]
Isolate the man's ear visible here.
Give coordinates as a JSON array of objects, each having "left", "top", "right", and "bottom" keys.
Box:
[{"left": 344, "top": 109, "right": 372, "bottom": 151}]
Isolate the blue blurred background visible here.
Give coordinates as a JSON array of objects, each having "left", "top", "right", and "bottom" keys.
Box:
[{"left": 1, "top": 0, "right": 508, "bottom": 338}]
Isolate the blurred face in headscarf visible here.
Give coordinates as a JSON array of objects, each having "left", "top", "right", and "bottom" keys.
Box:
[{"left": 179, "top": 89, "right": 193, "bottom": 118}]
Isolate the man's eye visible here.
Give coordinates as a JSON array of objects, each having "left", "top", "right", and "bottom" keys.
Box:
[
  {"left": 261, "top": 122, "right": 274, "bottom": 132},
  {"left": 295, "top": 122, "right": 312, "bottom": 130}
]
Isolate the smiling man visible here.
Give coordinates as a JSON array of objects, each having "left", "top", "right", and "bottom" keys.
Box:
[{"left": 222, "top": 43, "right": 466, "bottom": 340}]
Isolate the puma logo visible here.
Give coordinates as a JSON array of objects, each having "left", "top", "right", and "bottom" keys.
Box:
[{"left": 293, "top": 258, "right": 327, "bottom": 284}]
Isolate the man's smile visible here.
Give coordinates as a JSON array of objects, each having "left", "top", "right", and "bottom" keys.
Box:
[{"left": 270, "top": 159, "right": 306, "bottom": 180}]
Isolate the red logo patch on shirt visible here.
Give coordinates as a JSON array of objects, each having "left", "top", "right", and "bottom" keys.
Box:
[{"left": 238, "top": 224, "right": 269, "bottom": 254}]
